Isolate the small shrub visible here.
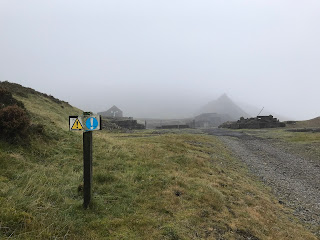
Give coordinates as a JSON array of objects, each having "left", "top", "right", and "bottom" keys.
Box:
[
  {"left": 29, "top": 124, "right": 45, "bottom": 135},
  {"left": 0, "top": 105, "right": 30, "bottom": 141},
  {"left": 0, "top": 87, "right": 25, "bottom": 109}
]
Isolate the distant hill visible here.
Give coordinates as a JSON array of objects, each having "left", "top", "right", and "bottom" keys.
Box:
[
  {"left": 197, "top": 94, "right": 250, "bottom": 120},
  {"left": 305, "top": 117, "right": 320, "bottom": 126},
  {"left": 286, "top": 116, "right": 320, "bottom": 128}
]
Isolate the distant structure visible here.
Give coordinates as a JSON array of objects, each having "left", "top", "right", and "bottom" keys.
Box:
[
  {"left": 194, "top": 113, "right": 232, "bottom": 128},
  {"left": 156, "top": 124, "right": 190, "bottom": 129},
  {"left": 98, "top": 105, "right": 123, "bottom": 118},
  {"left": 98, "top": 106, "right": 145, "bottom": 130},
  {"left": 219, "top": 115, "right": 286, "bottom": 129}
]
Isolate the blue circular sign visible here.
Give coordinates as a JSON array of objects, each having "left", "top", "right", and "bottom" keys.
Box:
[{"left": 86, "top": 117, "right": 98, "bottom": 130}]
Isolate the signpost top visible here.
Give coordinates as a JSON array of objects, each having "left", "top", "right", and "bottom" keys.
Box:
[{"left": 69, "top": 113, "right": 101, "bottom": 131}]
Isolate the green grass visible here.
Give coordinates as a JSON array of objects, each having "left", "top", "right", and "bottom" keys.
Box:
[{"left": 0, "top": 92, "right": 318, "bottom": 239}]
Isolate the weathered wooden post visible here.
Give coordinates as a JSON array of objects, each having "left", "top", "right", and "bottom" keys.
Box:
[
  {"left": 83, "top": 131, "right": 92, "bottom": 209},
  {"left": 69, "top": 113, "right": 101, "bottom": 209}
]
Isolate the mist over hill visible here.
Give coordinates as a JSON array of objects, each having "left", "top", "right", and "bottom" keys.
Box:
[
  {"left": 97, "top": 93, "right": 290, "bottom": 121},
  {"left": 197, "top": 94, "right": 250, "bottom": 120}
]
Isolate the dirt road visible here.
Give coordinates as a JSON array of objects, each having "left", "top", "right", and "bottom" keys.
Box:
[{"left": 204, "top": 128, "right": 320, "bottom": 232}]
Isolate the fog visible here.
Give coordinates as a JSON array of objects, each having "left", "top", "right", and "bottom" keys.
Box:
[{"left": 1, "top": 0, "right": 319, "bottom": 120}]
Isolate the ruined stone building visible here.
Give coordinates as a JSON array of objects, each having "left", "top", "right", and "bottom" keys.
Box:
[
  {"left": 98, "top": 106, "right": 146, "bottom": 130},
  {"left": 98, "top": 105, "right": 123, "bottom": 118},
  {"left": 219, "top": 115, "right": 286, "bottom": 129}
]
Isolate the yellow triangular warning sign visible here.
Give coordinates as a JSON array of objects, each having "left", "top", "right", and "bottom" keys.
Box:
[{"left": 71, "top": 118, "right": 83, "bottom": 130}]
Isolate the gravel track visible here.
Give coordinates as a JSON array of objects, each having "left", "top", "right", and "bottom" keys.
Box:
[{"left": 204, "top": 128, "right": 320, "bottom": 232}]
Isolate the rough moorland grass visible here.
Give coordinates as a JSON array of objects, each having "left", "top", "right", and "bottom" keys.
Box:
[{"left": 0, "top": 94, "right": 318, "bottom": 239}]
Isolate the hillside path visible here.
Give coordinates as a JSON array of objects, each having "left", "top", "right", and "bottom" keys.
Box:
[{"left": 204, "top": 128, "right": 320, "bottom": 229}]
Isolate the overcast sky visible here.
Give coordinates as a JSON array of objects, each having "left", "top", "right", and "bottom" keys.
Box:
[{"left": 1, "top": 0, "right": 319, "bottom": 120}]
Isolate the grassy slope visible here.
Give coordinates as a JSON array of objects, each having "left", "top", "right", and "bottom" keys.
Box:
[
  {"left": 285, "top": 116, "right": 320, "bottom": 128},
  {"left": 0, "top": 92, "right": 317, "bottom": 239}
]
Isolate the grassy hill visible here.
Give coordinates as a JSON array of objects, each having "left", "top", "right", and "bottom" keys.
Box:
[
  {"left": 0, "top": 82, "right": 318, "bottom": 239},
  {"left": 286, "top": 117, "right": 320, "bottom": 129}
]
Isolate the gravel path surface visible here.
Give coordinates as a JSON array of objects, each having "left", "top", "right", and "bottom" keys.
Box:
[{"left": 204, "top": 128, "right": 320, "bottom": 232}]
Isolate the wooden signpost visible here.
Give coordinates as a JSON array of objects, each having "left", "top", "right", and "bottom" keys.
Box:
[
  {"left": 83, "top": 130, "right": 92, "bottom": 208},
  {"left": 69, "top": 112, "right": 101, "bottom": 209}
]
